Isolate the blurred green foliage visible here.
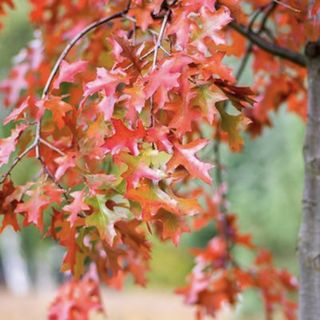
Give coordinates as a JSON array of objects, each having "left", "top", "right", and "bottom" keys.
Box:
[
  {"left": 227, "top": 108, "right": 304, "bottom": 274},
  {"left": 148, "top": 237, "right": 194, "bottom": 288},
  {"left": 0, "top": 0, "right": 33, "bottom": 77}
]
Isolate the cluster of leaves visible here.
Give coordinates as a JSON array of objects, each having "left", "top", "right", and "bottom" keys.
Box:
[
  {"left": 48, "top": 264, "right": 105, "bottom": 320},
  {"left": 0, "top": 0, "right": 318, "bottom": 319},
  {"left": 178, "top": 189, "right": 298, "bottom": 319}
]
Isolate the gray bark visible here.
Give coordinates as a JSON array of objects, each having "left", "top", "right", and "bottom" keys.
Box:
[{"left": 299, "top": 42, "right": 320, "bottom": 319}]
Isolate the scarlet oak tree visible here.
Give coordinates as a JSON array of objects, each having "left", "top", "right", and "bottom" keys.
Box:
[{"left": 0, "top": 0, "right": 319, "bottom": 319}]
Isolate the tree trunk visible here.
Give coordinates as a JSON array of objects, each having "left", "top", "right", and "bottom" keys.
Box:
[
  {"left": 0, "top": 229, "right": 31, "bottom": 295},
  {"left": 299, "top": 41, "right": 320, "bottom": 319}
]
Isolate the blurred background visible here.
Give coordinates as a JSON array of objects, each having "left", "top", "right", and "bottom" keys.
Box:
[{"left": 0, "top": 1, "right": 304, "bottom": 319}]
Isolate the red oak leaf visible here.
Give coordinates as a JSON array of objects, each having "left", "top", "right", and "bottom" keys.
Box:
[
  {"left": 0, "top": 180, "right": 20, "bottom": 232},
  {"left": 192, "top": 6, "right": 232, "bottom": 54},
  {"left": 44, "top": 96, "right": 73, "bottom": 129},
  {"left": 111, "top": 35, "right": 146, "bottom": 75},
  {"left": 121, "top": 81, "right": 146, "bottom": 123},
  {"left": 167, "top": 9, "right": 191, "bottom": 49},
  {"left": 0, "top": 210, "right": 20, "bottom": 233},
  {"left": 96, "top": 94, "right": 116, "bottom": 121},
  {"left": 199, "top": 6, "right": 232, "bottom": 46},
  {"left": 166, "top": 68, "right": 201, "bottom": 136},
  {"left": 15, "top": 186, "right": 51, "bottom": 230},
  {"left": 0, "top": 123, "right": 27, "bottom": 167},
  {"left": 154, "top": 209, "right": 190, "bottom": 245},
  {"left": 115, "top": 152, "right": 166, "bottom": 190},
  {"left": 86, "top": 174, "right": 117, "bottom": 194},
  {"left": 144, "top": 55, "right": 192, "bottom": 109},
  {"left": 126, "top": 182, "right": 201, "bottom": 220},
  {"left": 192, "top": 84, "right": 226, "bottom": 124},
  {"left": 103, "top": 119, "right": 145, "bottom": 156},
  {"left": 82, "top": 67, "right": 126, "bottom": 100},
  {"left": 53, "top": 60, "right": 88, "bottom": 89},
  {"left": 4, "top": 97, "right": 29, "bottom": 125},
  {"left": 146, "top": 126, "right": 173, "bottom": 153},
  {"left": 129, "top": 3, "right": 154, "bottom": 31},
  {"left": 54, "top": 152, "right": 77, "bottom": 180},
  {"left": 64, "top": 191, "right": 90, "bottom": 227},
  {"left": 168, "top": 139, "right": 213, "bottom": 184}
]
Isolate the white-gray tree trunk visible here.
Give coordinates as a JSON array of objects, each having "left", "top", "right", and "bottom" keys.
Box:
[
  {"left": 299, "top": 37, "right": 320, "bottom": 318},
  {"left": 0, "top": 229, "right": 30, "bottom": 295}
]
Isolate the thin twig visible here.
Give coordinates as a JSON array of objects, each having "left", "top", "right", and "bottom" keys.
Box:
[
  {"left": 248, "top": 6, "right": 265, "bottom": 30},
  {"left": 123, "top": 44, "right": 171, "bottom": 71},
  {"left": 38, "top": 156, "right": 66, "bottom": 191},
  {"left": 236, "top": 2, "right": 278, "bottom": 81},
  {"left": 0, "top": 141, "right": 37, "bottom": 184},
  {"left": 236, "top": 44, "right": 253, "bottom": 81},
  {"left": 261, "top": 2, "right": 278, "bottom": 27},
  {"left": 273, "top": 0, "right": 300, "bottom": 12},
  {"left": 39, "top": 138, "right": 66, "bottom": 157},
  {"left": 160, "top": 45, "right": 171, "bottom": 56},
  {"left": 41, "top": 11, "right": 130, "bottom": 98},
  {"left": 152, "top": 11, "right": 170, "bottom": 70},
  {"left": 229, "top": 20, "right": 306, "bottom": 67},
  {"left": 149, "top": 10, "right": 171, "bottom": 128}
]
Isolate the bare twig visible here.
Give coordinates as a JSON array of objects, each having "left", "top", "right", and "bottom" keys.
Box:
[
  {"left": 149, "top": 10, "right": 171, "bottom": 128},
  {"left": 122, "top": 45, "right": 170, "bottom": 72},
  {"left": 236, "top": 44, "right": 253, "bottom": 81},
  {"left": 38, "top": 156, "right": 66, "bottom": 192},
  {"left": 236, "top": 2, "right": 278, "bottom": 80},
  {"left": 0, "top": 141, "right": 37, "bottom": 184},
  {"left": 273, "top": 0, "right": 300, "bottom": 12},
  {"left": 39, "top": 138, "right": 66, "bottom": 157},
  {"left": 160, "top": 45, "right": 171, "bottom": 56},
  {"left": 248, "top": 6, "right": 265, "bottom": 30},
  {"left": 152, "top": 11, "right": 170, "bottom": 70},
  {"left": 41, "top": 11, "right": 130, "bottom": 98}
]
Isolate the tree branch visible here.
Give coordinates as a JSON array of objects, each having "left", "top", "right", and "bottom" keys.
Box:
[
  {"left": 1, "top": 6, "right": 132, "bottom": 185},
  {"left": 34, "top": 7, "right": 131, "bottom": 158},
  {"left": 41, "top": 7, "right": 131, "bottom": 98},
  {"left": 230, "top": 20, "right": 306, "bottom": 67},
  {"left": 0, "top": 141, "right": 37, "bottom": 184}
]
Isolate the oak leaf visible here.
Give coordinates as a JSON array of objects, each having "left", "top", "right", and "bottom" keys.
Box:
[
  {"left": 0, "top": 123, "right": 27, "bottom": 168},
  {"left": 168, "top": 139, "right": 213, "bottom": 184},
  {"left": 64, "top": 191, "right": 90, "bottom": 227},
  {"left": 103, "top": 119, "right": 145, "bottom": 156},
  {"left": 53, "top": 60, "right": 88, "bottom": 89}
]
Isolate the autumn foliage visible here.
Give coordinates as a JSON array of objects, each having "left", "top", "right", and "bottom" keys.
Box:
[{"left": 0, "top": 0, "right": 318, "bottom": 319}]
